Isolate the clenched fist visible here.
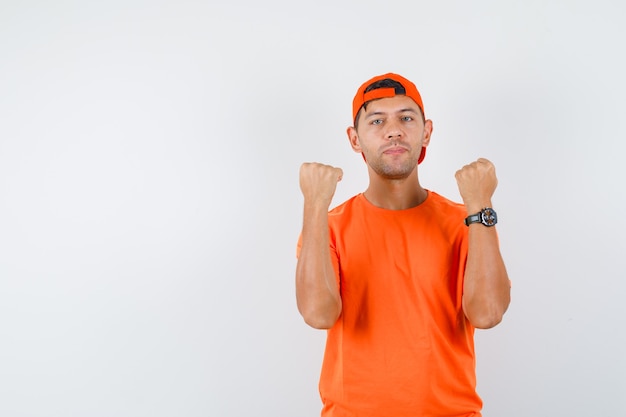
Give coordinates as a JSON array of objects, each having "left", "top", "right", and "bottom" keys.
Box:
[
  {"left": 455, "top": 158, "right": 498, "bottom": 213},
  {"left": 299, "top": 162, "right": 344, "bottom": 209}
]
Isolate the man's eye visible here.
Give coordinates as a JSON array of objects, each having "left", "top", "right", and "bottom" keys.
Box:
[
  {"left": 371, "top": 119, "right": 383, "bottom": 125},
  {"left": 401, "top": 116, "right": 413, "bottom": 122}
]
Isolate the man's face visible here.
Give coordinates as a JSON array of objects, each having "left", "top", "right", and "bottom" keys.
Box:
[{"left": 348, "top": 95, "right": 432, "bottom": 180}]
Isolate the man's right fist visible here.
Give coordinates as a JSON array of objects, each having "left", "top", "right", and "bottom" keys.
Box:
[{"left": 299, "top": 162, "right": 344, "bottom": 207}]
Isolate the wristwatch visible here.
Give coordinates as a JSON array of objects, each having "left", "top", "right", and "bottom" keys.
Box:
[{"left": 464, "top": 207, "right": 498, "bottom": 227}]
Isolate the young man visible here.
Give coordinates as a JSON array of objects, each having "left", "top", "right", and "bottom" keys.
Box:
[{"left": 296, "top": 73, "right": 511, "bottom": 417}]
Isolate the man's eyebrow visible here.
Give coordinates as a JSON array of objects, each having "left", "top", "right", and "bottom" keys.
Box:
[{"left": 365, "top": 108, "right": 420, "bottom": 118}]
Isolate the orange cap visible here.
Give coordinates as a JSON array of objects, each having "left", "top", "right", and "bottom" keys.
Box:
[{"left": 352, "top": 73, "right": 427, "bottom": 164}]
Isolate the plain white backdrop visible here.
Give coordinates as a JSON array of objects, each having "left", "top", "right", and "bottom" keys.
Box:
[{"left": 1, "top": 1, "right": 625, "bottom": 416}]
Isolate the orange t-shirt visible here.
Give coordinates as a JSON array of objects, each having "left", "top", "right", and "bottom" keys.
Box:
[{"left": 302, "top": 192, "right": 482, "bottom": 417}]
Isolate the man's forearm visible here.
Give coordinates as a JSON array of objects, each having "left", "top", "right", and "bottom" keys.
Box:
[
  {"left": 462, "top": 225, "right": 511, "bottom": 329},
  {"left": 295, "top": 205, "right": 342, "bottom": 329}
]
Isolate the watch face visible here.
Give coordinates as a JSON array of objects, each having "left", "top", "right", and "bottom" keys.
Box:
[{"left": 480, "top": 208, "right": 497, "bottom": 226}]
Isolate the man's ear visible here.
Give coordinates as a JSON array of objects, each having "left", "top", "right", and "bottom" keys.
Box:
[
  {"left": 346, "top": 126, "right": 362, "bottom": 153},
  {"left": 422, "top": 119, "right": 434, "bottom": 147}
]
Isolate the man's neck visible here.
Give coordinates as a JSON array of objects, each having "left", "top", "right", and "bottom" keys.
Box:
[{"left": 363, "top": 175, "right": 428, "bottom": 210}]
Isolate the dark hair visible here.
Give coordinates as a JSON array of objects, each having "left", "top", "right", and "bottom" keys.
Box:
[{"left": 354, "top": 78, "right": 424, "bottom": 127}]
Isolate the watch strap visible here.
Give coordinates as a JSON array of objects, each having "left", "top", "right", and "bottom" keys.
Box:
[{"left": 464, "top": 213, "right": 482, "bottom": 226}]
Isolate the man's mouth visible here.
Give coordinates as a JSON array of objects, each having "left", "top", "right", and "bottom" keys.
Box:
[{"left": 383, "top": 146, "right": 408, "bottom": 155}]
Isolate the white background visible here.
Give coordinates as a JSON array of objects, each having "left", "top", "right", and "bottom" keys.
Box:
[{"left": 1, "top": 1, "right": 625, "bottom": 416}]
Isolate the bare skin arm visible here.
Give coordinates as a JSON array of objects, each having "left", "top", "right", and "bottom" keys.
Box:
[
  {"left": 296, "top": 162, "right": 343, "bottom": 329},
  {"left": 456, "top": 158, "right": 511, "bottom": 329}
]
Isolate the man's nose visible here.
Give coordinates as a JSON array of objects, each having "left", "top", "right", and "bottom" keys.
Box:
[{"left": 385, "top": 120, "right": 402, "bottom": 140}]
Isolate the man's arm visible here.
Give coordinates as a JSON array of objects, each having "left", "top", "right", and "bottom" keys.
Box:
[
  {"left": 455, "top": 158, "right": 511, "bottom": 329},
  {"left": 295, "top": 162, "right": 343, "bottom": 329}
]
